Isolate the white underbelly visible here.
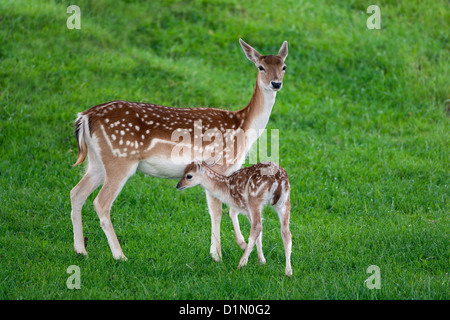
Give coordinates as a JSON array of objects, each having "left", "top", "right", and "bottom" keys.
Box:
[
  {"left": 137, "top": 156, "right": 188, "bottom": 179},
  {"left": 137, "top": 150, "right": 246, "bottom": 179}
]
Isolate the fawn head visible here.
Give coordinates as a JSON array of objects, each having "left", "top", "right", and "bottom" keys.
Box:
[
  {"left": 176, "top": 156, "right": 223, "bottom": 191},
  {"left": 176, "top": 161, "right": 206, "bottom": 191},
  {"left": 239, "top": 39, "right": 288, "bottom": 91}
]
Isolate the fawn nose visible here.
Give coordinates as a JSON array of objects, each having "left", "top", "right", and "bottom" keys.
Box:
[
  {"left": 176, "top": 182, "right": 181, "bottom": 189},
  {"left": 271, "top": 81, "right": 282, "bottom": 89}
]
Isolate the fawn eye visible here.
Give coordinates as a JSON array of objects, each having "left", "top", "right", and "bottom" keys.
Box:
[
  {"left": 282, "top": 65, "right": 287, "bottom": 71},
  {"left": 258, "top": 65, "right": 265, "bottom": 71},
  {"left": 186, "top": 174, "right": 193, "bottom": 180}
]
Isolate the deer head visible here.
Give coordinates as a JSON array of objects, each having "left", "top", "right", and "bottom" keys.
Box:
[
  {"left": 239, "top": 39, "right": 288, "bottom": 91},
  {"left": 176, "top": 161, "right": 206, "bottom": 191}
]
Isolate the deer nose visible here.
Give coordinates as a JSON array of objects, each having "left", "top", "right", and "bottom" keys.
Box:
[
  {"left": 271, "top": 81, "right": 282, "bottom": 89},
  {"left": 176, "top": 182, "right": 181, "bottom": 189}
]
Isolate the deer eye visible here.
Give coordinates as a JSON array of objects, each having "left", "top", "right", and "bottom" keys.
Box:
[
  {"left": 282, "top": 65, "right": 287, "bottom": 71},
  {"left": 186, "top": 174, "right": 193, "bottom": 180},
  {"left": 258, "top": 65, "right": 265, "bottom": 71}
]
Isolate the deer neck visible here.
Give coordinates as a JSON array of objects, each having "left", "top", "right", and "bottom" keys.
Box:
[
  {"left": 238, "top": 75, "right": 277, "bottom": 133},
  {"left": 200, "top": 168, "right": 232, "bottom": 204}
]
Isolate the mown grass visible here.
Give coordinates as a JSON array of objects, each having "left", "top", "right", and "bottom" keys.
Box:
[{"left": 0, "top": 0, "right": 448, "bottom": 299}]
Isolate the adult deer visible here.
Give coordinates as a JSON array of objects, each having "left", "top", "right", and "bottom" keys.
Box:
[{"left": 70, "top": 39, "right": 288, "bottom": 261}]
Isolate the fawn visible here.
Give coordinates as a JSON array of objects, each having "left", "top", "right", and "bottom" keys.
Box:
[{"left": 177, "top": 161, "right": 292, "bottom": 276}]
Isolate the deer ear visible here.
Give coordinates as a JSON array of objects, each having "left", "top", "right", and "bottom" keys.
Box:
[
  {"left": 192, "top": 159, "right": 201, "bottom": 172},
  {"left": 239, "top": 39, "right": 261, "bottom": 66},
  {"left": 194, "top": 160, "right": 205, "bottom": 173},
  {"left": 278, "top": 41, "right": 288, "bottom": 61},
  {"left": 203, "top": 155, "right": 222, "bottom": 167}
]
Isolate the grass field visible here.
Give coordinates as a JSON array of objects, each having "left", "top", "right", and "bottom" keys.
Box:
[{"left": 0, "top": 0, "right": 448, "bottom": 300}]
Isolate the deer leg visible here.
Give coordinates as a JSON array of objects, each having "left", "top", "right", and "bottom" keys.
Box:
[
  {"left": 70, "top": 159, "right": 105, "bottom": 256},
  {"left": 276, "top": 199, "right": 292, "bottom": 277},
  {"left": 205, "top": 191, "right": 223, "bottom": 262},
  {"left": 256, "top": 229, "right": 266, "bottom": 264},
  {"left": 93, "top": 161, "right": 138, "bottom": 260},
  {"left": 229, "top": 207, "right": 247, "bottom": 250},
  {"left": 238, "top": 207, "right": 262, "bottom": 269}
]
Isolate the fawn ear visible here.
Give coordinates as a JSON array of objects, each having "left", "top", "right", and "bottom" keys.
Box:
[
  {"left": 278, "top": 41, "right": 288, "bottom": 61},
  {"left": 194, "top": 160, "right": 205, "bottom": 173},
  {"left": 203, "top": 155, "right": 222, "bottom": 167},
  {"left": 239, "top": 39, "right": 261, "bottom": 66}
]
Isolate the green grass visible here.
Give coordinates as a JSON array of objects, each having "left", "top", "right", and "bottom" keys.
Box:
[{"left": 0, "top": 0, "right": 448, "bottom": 299}]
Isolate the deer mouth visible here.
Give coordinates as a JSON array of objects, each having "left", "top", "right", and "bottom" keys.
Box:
[{"left": 270, "top": 85, "right": 282, "bottom": 91}]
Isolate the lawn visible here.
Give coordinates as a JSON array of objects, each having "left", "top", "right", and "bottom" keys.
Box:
[{"left": 0, "top": 0, "right": 448, "bottom": 300}]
